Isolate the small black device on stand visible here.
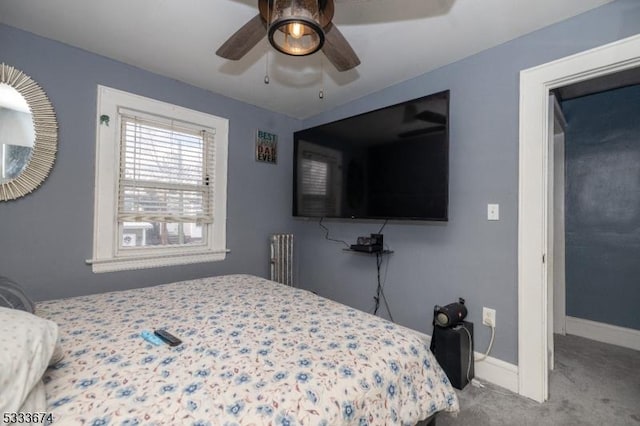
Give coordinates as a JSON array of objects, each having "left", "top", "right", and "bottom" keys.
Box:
[
  {"left": 430, "top": 298, "right": 474, "bottom": 390},
  {"left": 350, "top": 233, "right": 384, "bottom": 253}
]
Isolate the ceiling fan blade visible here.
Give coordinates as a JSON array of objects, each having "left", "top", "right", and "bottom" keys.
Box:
[
  {"left": 322, "top": 22, "right": 360, "bottom": 72},
  {"left": 216, "top": 14, "right": 267, "bottom": 60}
]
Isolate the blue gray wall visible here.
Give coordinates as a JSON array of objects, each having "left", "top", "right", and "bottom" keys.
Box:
[
  {"left": 0, "top": 23, "right": 300, "bottom": 301},
  {"left": 2, "top": 0, "right": 639, "bottom": 367},
  {"left": 294, "top": 0, "right": 640, "bottom": 364},
  {"left": 563, "top": 84, "right": 640, "bottom": 331}
]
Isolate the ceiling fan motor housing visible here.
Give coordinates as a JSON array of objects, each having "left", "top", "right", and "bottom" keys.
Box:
[
  {"left": 218, "top": 0, "right": 358, "bottom": 71},
  {"left": 268, "top": 0, "right": 325, "bottom": 56}
]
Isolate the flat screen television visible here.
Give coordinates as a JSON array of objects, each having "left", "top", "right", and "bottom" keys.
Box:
[{"left": 293, "top": 90, "right": 449, "bottom": 221}]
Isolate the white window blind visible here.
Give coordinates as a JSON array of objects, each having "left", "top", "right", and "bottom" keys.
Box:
[{"left": 118, "top": 113, "right": 215, "bottom": 224}]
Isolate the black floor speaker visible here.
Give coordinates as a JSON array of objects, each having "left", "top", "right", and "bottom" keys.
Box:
[{"left": 430, "top": 321, "right": 474, "bottom": 390}]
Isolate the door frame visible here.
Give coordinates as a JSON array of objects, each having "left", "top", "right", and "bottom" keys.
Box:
[
  {"left": 551, "top": 95, "right": 567, "bottom": 337},
  {"left": 517, "top": 33, "right": 640, "bottom": 403}
]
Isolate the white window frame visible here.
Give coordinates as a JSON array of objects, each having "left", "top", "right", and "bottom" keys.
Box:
[{"left": 89, "top": 85, "right": 228, "bottom": 273}]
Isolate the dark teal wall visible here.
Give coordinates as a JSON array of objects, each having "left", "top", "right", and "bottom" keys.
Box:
[{"left": 563, "top": 84, "right": 640, "bottom": 331}]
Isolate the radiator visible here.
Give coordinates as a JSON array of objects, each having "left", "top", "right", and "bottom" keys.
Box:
[{"left": 270, "top": 234, "right": 294, "bottom": 286}]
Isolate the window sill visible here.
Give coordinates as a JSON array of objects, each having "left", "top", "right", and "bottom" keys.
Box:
[{"left": 86, "top": 249, "right": 229, "bottom": 273}]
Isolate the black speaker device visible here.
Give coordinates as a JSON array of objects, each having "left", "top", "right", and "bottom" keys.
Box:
[
  {"left": 433, "top": 298, "right": 467, "bottom": 328},
  {"left": 430, "top": 321, "right": 474, "bottom": 390}
]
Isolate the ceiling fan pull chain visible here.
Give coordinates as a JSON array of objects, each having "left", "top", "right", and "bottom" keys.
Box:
[
  {"left": 319, "top": 54, "right": 324, "bottom": 99},
  {"left": 265, "top": 0, "right": 272, "bottom": 85}
]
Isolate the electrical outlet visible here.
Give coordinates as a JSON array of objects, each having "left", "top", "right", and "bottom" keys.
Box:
[
  {"left": 487, "top": 204, "right": 500, "bottom": 221},
  {"left": 482, "top": 307, "right": 496, "bottom": 327}
]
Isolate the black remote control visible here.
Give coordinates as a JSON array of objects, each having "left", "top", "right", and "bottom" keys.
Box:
[{"left": 154, "top": 329, "right": 182, "bottom": 346}]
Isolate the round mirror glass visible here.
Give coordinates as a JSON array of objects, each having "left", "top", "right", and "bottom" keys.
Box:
[{"left": 0, "top": 83, "right": 35, "bottom": 183}]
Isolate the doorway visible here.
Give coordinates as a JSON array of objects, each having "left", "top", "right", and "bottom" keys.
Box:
[
  {"left": 551, "top": 76, "right": 640, "bottom": 369},
  {"left": 517, "top": 33, "right": 640, "bottom": 403}
]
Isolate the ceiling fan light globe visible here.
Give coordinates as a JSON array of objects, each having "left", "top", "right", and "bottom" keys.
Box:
[
  {"left": 269, "top": 17, "right": 324, "bottom": 56},
  {"left": 268, "top": 0, "right": 324, "bottom": 56}
]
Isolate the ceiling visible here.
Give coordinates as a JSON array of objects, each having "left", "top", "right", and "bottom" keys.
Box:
[{"left": 0, "top": 0, "right": 614, "bottom": 119}]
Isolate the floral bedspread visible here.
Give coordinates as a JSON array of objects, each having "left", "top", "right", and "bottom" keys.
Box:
[{"left": 37, "top": 274, "right": 459, "bottom": 425}]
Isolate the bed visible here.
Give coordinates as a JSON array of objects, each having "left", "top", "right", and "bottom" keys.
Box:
[{"left": 34, "top": 274, "right": 459, "bottom": 425}]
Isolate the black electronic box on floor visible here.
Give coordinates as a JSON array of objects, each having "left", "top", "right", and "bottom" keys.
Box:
[{"left": 430, "top": 321, "right": 474, "bottom": 390}]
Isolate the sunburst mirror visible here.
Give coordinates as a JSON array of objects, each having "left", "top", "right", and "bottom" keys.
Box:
[{"left": 0, "top": 63, "right": 58, "bottom": 201}]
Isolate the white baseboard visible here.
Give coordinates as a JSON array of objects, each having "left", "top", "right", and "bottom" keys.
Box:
[
  {"left": 417, "top": 330, "right": 519, "bottom": 394},
  {"left": 565, "top": 316, "right": 640, "bottom": 351},
  {"left": 474, "top": 355, "right": 519, "bottom": 393}
]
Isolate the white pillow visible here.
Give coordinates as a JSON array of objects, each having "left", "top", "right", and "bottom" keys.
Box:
[
  {"left": 18, "top": 380, "right": 48, "bottom": 415},
  {"left": 0, "top": 307, "right": 58, "bottom": 412}
]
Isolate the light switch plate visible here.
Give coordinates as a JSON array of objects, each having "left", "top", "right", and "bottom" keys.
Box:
[{"left": 488, "top": 204, "right": 499, "bottom": 221}]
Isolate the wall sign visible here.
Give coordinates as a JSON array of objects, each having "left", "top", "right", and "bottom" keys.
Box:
[{"left": 255, "top": 130, "right": 278, "bottom": 164}]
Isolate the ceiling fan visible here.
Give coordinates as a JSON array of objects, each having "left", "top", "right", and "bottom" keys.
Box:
[{"left": 216, "top": 0, "right": 361, "bottom": 72}]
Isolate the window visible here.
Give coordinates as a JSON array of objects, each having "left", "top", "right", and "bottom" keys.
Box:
[
  {"left": 90, "top": 86, "right": 228, "bottom": 273},
  {"left": 297, "top": 141, "right": 342, "bottom": 216}
]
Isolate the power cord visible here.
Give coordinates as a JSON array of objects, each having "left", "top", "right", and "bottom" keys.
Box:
[
  {"left": 459, "top": 323, "right": 511, "bottom": 396},
  {"left": 372, "top": 219, "right": 390, "bottom": 317},
  {"left": 459, "top": 324, "right": 474, "bottom": 385},
  {"left": 372, "top": 251, "right": 394, "bottom": 322},
  {"left": 319, "top": 217, "right": 394, "bottom": 321},
  {"left": 318, "top": 217, "right": 350, "bottom": 248},
  {"left": 471, "top": 378, "right": 513, "bottom": 396},
  {"left": 459, "top": 322, "right": 495, "bottom": 364},
  {"left": 373, "top": 251, "right": 382, "bottom": 314},
  {"left": 474, "top": 324, "right": 495, "bottom": 362}
]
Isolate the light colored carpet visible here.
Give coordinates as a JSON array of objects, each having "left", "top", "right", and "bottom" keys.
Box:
[{"left": 437, "top": 334, "right": 640, "bottom": 426}]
